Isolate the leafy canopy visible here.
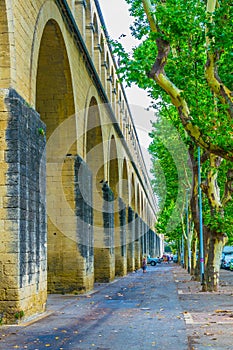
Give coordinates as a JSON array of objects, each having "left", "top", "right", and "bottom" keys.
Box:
[{"left": 112, "top": 0, "right": 233, "bottom": 158}]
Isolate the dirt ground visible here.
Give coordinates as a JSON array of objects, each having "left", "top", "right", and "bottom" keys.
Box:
[{"left": 174, "top": 266, "right": 233, "bottom": 350}]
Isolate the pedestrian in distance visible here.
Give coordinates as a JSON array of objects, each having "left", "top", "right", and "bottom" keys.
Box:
[{"left": 142, "top": 257, "right": 147, "bottom": 273}]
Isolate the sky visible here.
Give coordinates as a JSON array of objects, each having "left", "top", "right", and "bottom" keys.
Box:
[{"left": 98, "top": 0, "right": 156, "bottom": 175}]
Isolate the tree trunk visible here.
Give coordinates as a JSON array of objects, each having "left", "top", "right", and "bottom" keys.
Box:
[
  {"left": 184, "top": 237, "right": 188, "bottom": 270},
  {"left": 191, "top": 230, "right": 198, "bottom": 275},
  {"left": 203, "top": 227, "right": 227, "bottom": 291},
  {"left": 189, "top": 149, "right": 201, "bottom": 281}
]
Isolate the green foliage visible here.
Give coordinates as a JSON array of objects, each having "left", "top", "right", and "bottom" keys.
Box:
[
  {"left": 201, "top": 158, "right": 233, "bottom": 240},
  {"left": 148, "top": 110, "right": 192, "bottom": 242},
  {"left": 113, "top": 0, "right": 233, "bottom": 252},
  {"left": 111, "top": 0, "right": 233, "bottom": 153},
  {"left": 38, "top": 127, "right": 45, "bottom": 136},
  {"left": 164, "top": 245, "right": 172, "bottom": 253},
  {"left": 14, "top": 310, "right": 24, "bottom": 320}
]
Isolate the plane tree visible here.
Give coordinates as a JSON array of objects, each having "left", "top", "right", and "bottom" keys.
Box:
[
  {"left": 148, "top": 105, "right": 233, "bottom": 291},
  {"left": 111, "top": 0, "right": 233, "bottom": 290}
]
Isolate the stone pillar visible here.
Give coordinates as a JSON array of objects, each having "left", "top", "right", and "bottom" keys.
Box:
[
  {"left": 144, "top": 223, "right": 147, "bottom": 255},
  {"left": 140, "top": 220, "right": 146, "bottom": 258},
  {"left": 146, "top": 224, "right": 149, "bottom": 255},
  {"left": 115, "top": 198, "right": 127, "bottom": 276},
  {"left": 0, "top": 89, "right": 47, "bottom": 323},
  {"left": 127, "top": 206, "right": 135, "bottom": 272},
  {"left": 148, "top": 229, "right": 156, "bottom": 257},
  {"left": 75, "top": 0, "right": 87, "bottom": 39},
  {"left": 156, "top": 233, "right": 161, "bottom": 256},
  {"left": 75, "top": 156, "right": 94, "bottom": 291},
  {"left": 94, "top": 182, "right": 115, "bottom": 282},
  {"left": 94, "top": 43, "right": 102, "bottom": 76},
  {"left": 47, "top": 154, "right": 94, "bottom": 294},
  {"left": 85, "top": 19, "right": 94, "bottom": 58},
  {"left": 134, "top": 213, "right": 141, "bottom": 270}
]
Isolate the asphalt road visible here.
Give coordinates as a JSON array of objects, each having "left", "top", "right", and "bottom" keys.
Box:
[{"left": 0, "top": 263, "right": 188, "bottom": 350}]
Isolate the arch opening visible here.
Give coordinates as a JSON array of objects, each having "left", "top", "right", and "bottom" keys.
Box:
[
  {"left": 109, "top": 135, "right": 119, "bottom": 197},
  {"left": 86, "top": 98, "right": 108, "bottom": 282},
  {"left": 122, "top": 158, "right": 129, "bottom": 205},
  {"left": 36, "top": 19, "right": 78, "bottom": 294}
]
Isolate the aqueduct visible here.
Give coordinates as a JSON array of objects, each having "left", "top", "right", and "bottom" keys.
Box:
[{"left": 0, "top": 0, "right": 162, "bottom": 323}]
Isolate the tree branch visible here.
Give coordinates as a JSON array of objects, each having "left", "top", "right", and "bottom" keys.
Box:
[
  {"left": 205, "top": 0, "right": 233, "bottom": 118},
  {"left": 142, "top": 0, "right": 158, "bottom": 33},
  {"left": 142, "top": 0, "right": 233, "bottom": 161},
  {"left": 202, "top": 154, "right": 222, "bottom": 211},
  {"left": 222, "top": 169, "right": 233, "bottom": 206}
]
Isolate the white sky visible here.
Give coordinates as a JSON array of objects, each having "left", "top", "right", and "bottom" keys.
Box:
[{"left": 98, "top": 0, "right": 156, "bottom": 174}]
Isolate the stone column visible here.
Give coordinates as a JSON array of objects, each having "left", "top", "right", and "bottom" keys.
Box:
[
  {"left": 94, "top": 182, "right": 115, "bottom": 282},
  {"left": 144, "top": 223, "right": 149, "bottom": 256},
  {"left": 0, "top": 89, "right": 47, "bottom": 323},
  {"left": 75, "top": 0, "right": 87, "bottom": 39},
  {"left": 115, "top": 198, "right": 127, "bottom": 276},
  {"left": 127, "top": 206, "right": 135, "bottom": 272},
  {"left": 134, "top": 213, "right": 141, "bottom": 270},
  {"left": 141, "top": 220, "right": 148, "bottom": 258},
  {"left": 47, "top": 153, "right": 94, "bottom": 294},
  {"left": 75, "top": 156, "right": 94, "bottom": 291},
  {"left": 148, "top": 229, "right": 156, "bottom": 257}
]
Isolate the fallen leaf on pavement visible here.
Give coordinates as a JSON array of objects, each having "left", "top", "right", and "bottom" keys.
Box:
[{"left": 215, "top": 309, "right": 232, "bottom": 313}]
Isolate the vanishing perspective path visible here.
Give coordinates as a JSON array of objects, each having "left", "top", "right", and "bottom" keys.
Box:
[{"left": 1, "top": 263, "right": 233, "bottom": 350}]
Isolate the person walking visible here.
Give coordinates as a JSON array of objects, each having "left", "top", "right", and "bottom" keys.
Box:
[{"left": 142, "top": 257, "right": 147, "bottom": 273}]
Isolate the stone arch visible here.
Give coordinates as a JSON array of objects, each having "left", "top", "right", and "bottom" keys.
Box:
[
  {"left": 93, "top": 13, "right": 100, "bottom": 73},
  {"left": 105, "top": 52, "right": 111, "bottom": 93},
  {"left": 111, "top": 67, "right": 115, "bottom": 87},
  {"left": 115, "top": 82, "right": 120, "bottom": 120},
  {"left": 30, "top": 1, "right": 77, "bottom": 107},
  {"left": 122, "top": 158, "right": 129, "bottom": 205},
  {"left": 74, "top": 0, "right": 86, "bottom": 37},
  {"left": 93, "top": 13, "right": 98, "bottom": 36},
  {"left": 120, "top": 95, "right": 126, "bottom": 129},
  {"left": 108, "top": 136, "right": 128, "bottom": 276},
  {"left": 109, "top": 66, "right": 115, "bottom": 105},
  {"left": 36, "top": 20, "right": 75, "bottom": 139},
  {"left": 136, "top": 183, "right": 140, "bottom": 216},
  {"left": 120, "top": 159, "right": 129, "bottom": 272},
  {"left": 134, "top": 183, "right": 141, "bottom": 264},
  {"left": 85, "top": 0, "right": 93, "bottom": 55},
  {"left": 130, "top": 173, "right": 136, "bottom": 211},
  {"left": 85, "top": 0, "right": 92, "bottom": 24},
  {"left": 36, "top": 19, "right": 78, "bottom": 294},
  {"left": 86, "top": 98, "right": 110, "bottom": 282},
  {"left": 108, "top": 135, "right": 119, "bottom": 196},
  {"left": 141, "top": 195, "right": 144, "bottom": 221},
  {"left": 100, "top": 34, "right": 105, "bottom": 80},
  {"left": 123, "top": 109, "right": 128, "bottom": 138},
  {"left": 106, "top": 52, "right": 110, "bottom": 71},
  {"left": 86, "top": 97, "right": 104, "bottom": 195},
  {"left": 127, "top": 172, "right": 136, "bottom": 272}
]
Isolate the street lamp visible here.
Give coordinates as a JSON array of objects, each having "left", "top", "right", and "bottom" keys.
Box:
[{"left": 198, "top": 146, "right": 205, "bottom": 285}]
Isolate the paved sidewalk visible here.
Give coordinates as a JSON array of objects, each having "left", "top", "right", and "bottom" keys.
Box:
[
  {"left": 174, "top": 265, "right": 233, "bottom": 350},
  {"left": 0, "top": 263, "right": 233, "bottom": 350}
]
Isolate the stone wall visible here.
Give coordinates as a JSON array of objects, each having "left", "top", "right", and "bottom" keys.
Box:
[{"left": 0, "top": 88, "right": 47, "bottom": 323}]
